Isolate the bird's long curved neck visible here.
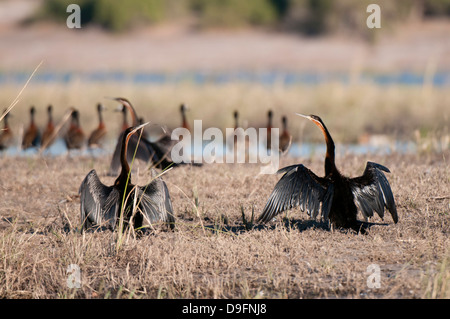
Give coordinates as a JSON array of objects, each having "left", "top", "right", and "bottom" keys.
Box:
[
  {"left": 122, "top": 101, "right": 138, "bottom": 127},
  {"left": 316, "top": 121, "right": 336, "bottom": 176},
  {"left": 117, "top": 131, "right": 131, "bottom": 185}
]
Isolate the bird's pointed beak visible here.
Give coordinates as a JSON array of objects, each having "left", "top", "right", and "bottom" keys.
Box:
[
  {"left": 104, "top": 96, "right": 120, "bottom": 101},
  {"left": 104, "top": 97, "right": 122, "bottom": 111},
  {"left": 129, "top": 122, "right": 150, "bottom": 135},
  {"left": 296, "top": 113, "right": 324, "bottom": 132},
  {"left": 104, "top": 96, "right": 118, "bottom": 102},
  {"left": 295, "top": 113, "right": 311, "bottom": 120}
]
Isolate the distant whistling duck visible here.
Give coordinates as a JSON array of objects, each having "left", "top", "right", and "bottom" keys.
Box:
[
  {"left": 41, "top": 105, "right": 56, "bottom": 149},
  {"left": 0, "top": 109, "right": 13, "bottom": 150},
  {"left": 266, "top": 110, "right": 273, "bottom": 151},
  {"left": 64, "top": 109, "right": 85, "bottom": 151},
  {"left": 22, "top": 106, "right": 40, "bottom": 150},
  {"left": 88, "top": 103, "right": 107, "bottom": 148},
  {"left": 180, "top": 104, "right": 190, "bottom": 132},
  {"left": 279, "top": 116, "right": 292, "bottom": 153}
]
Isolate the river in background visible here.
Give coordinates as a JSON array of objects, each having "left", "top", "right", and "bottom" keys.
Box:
[
  {"left": 1, "top": 136, "right": 418, "bottom": 161},
  {"left": 0, "top": 69, "right": 445, "bottom": 159},
  {"left": 1, "top": 70, "right": 450, "bottom": 87}
]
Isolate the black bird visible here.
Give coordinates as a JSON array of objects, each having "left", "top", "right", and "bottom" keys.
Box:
[
  {"left": 109, "top": 97, "right": 177, "bottom": 174},
  {"left": 79, "top": 122, "right": 175, "bottom": 232},
  {"left": 259, "top": 114, "right": 398, "bottom": 232}
]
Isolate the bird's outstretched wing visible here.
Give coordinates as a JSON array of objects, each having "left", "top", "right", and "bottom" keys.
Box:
[
  {"left": 136, "top": 172, "right": 175, "bottom": 229},
  {"left": 350, "top": 162, "right": 398, "bottom": 223},
  {"left": 79, "top": 169, "right": 120, "bottom": 231},
  {"left": 259, "top": 164, "right": 334, "bottom": 223}
]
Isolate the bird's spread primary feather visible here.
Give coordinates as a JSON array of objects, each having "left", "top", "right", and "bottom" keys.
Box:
[
  {"left": 350, "top": 162, "right": 398, "bottom": 223},
  {"left": 259, "top": 164, "right": 333, "bottom": 223}
]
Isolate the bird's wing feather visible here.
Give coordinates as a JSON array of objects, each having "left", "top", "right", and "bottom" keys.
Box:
[
  {"left": 350, "top": 162, "right": 398, "bottom": 223},
  {"left": 79, "top": 169, "right": 120, "bottom": 230},
  {"left": 258, "top": 164, "right": 333, "bottom": 223},
  {"left": 136, "top": 174, "right": 175, "bottom": 228}
]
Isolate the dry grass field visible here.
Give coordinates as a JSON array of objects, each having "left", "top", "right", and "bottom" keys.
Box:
[
  {"left": 0, "top": 149, "right": 448, "bottom": 299},
  {"left": 1, "top": 2, "right": 449, "bottom": 302}
]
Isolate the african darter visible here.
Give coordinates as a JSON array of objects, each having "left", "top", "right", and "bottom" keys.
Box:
[
  {"left": 79, "top": 122, "right": 175, "bottom": 232},
  {"left": 109, "top": 97, "right": 180, "bottom": 175},
  {"left": 259, "top": 114, "right": 398, "bottom": 233}
]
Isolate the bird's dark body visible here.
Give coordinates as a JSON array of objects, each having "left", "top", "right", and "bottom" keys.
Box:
[
  {"left": 327, "top": 174, "right": 358, "bottom": 229},
  {"left": 112, "top": 165, "right": 168, "bottom": 230},
  {"left": 113, "top": 180, "right": 143, "bottom": 230}
]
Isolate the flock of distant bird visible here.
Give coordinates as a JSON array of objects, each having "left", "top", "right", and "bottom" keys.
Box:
[
  {"left": 0, "top": 98, "right": 398, "bottom": 234},
  {"left": 0, "top": 104, "right": 103, "bottom": 152},
  {"left": 0, "top": 99, "right": 292, "bottom": 156}
]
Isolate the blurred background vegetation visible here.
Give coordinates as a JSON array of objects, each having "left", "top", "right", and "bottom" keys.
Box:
[{"left": 37, "top": 0, "right": 450, "bottom": 35}]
